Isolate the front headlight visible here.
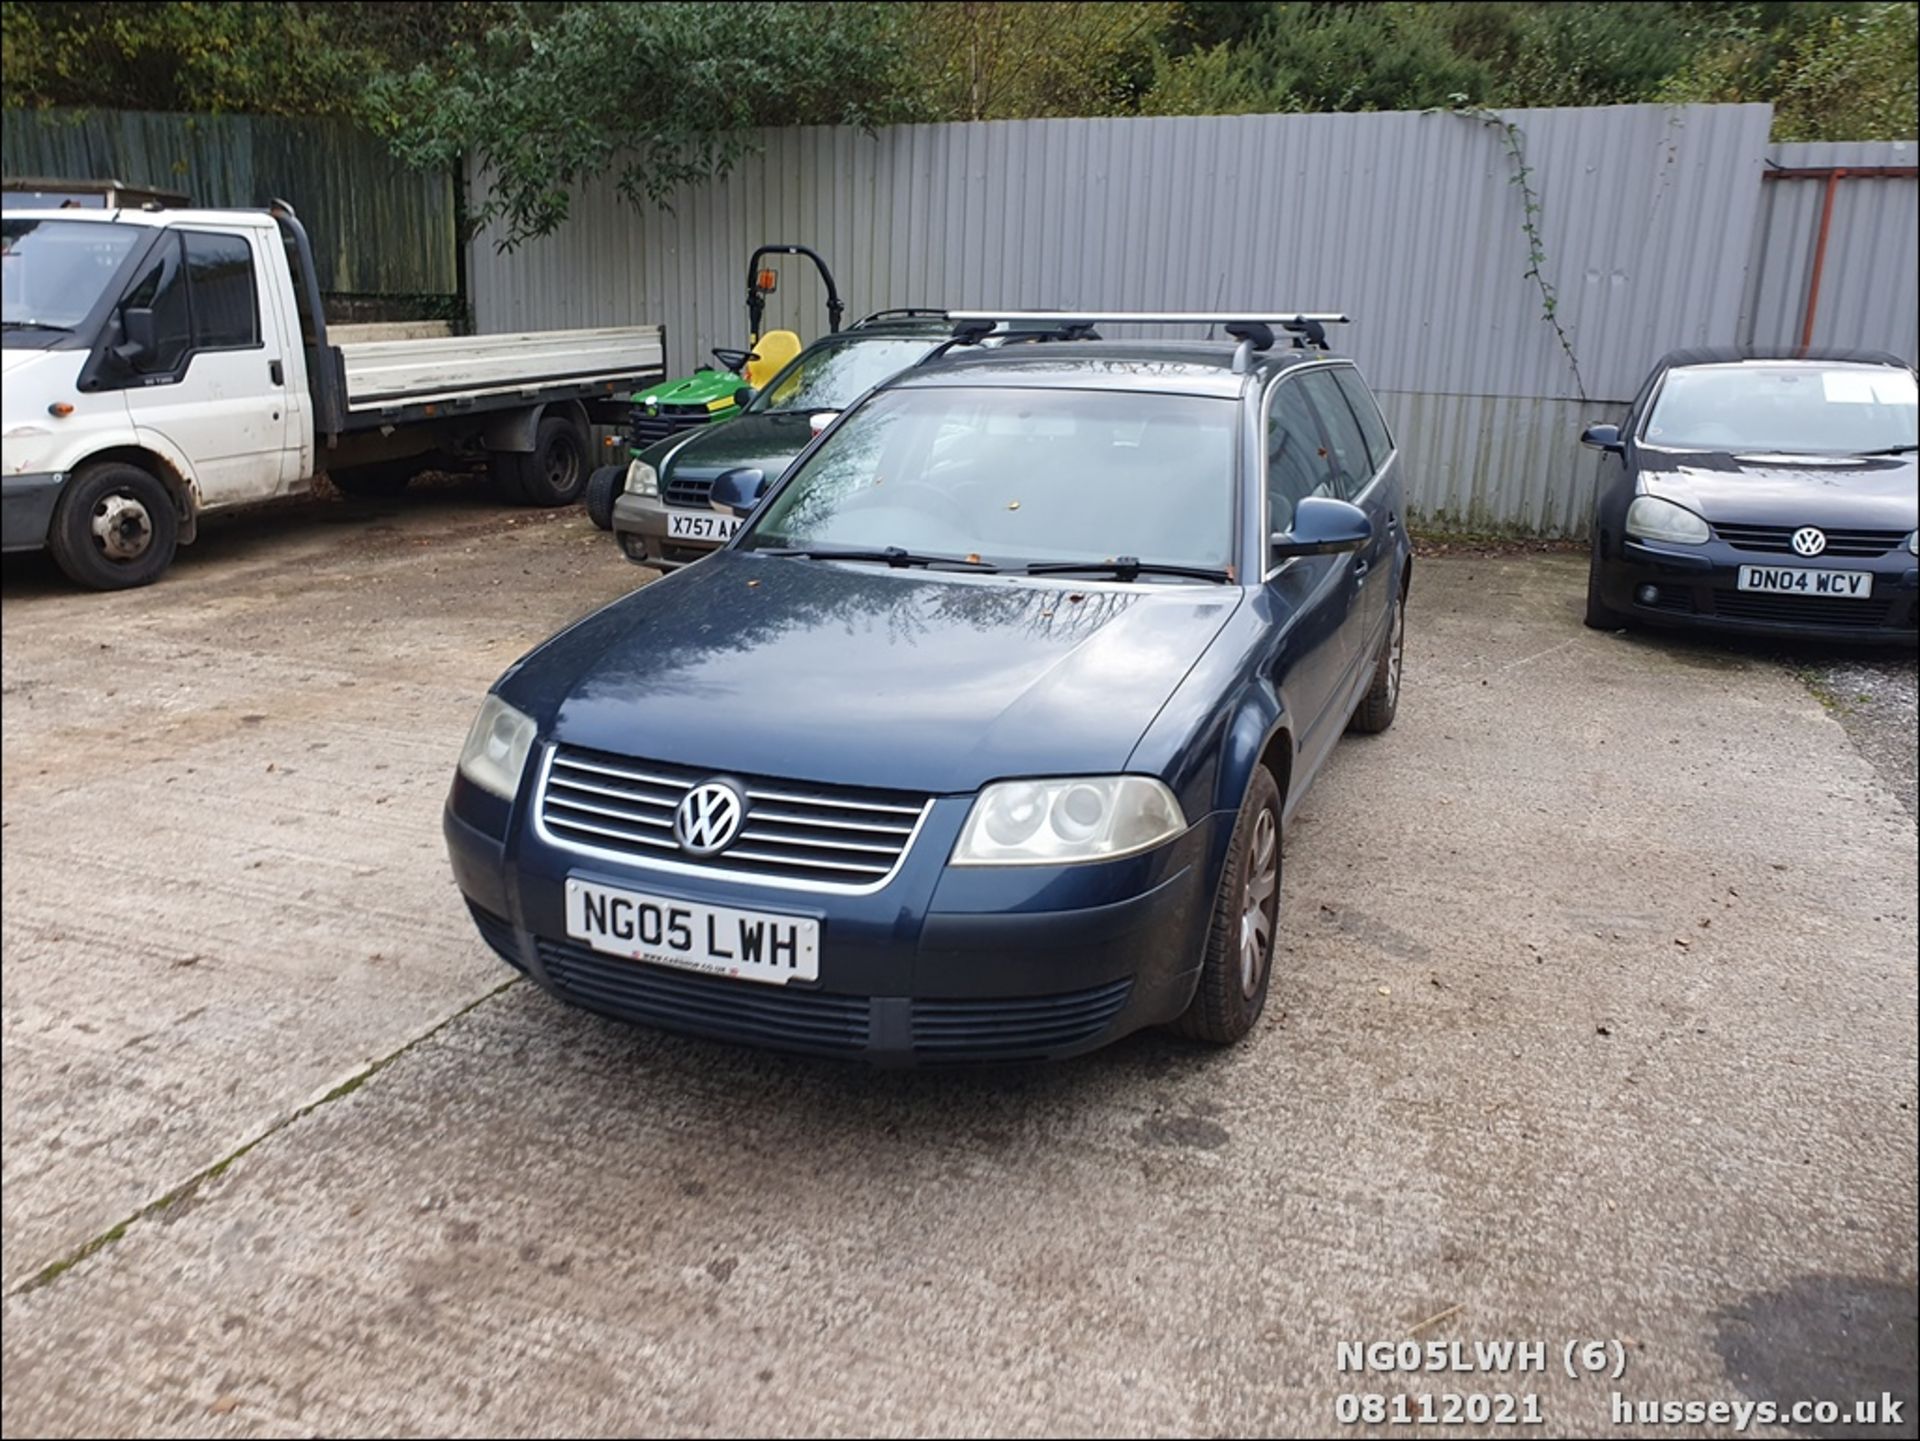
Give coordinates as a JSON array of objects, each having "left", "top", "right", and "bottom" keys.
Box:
[
  {"left": 1907, "top": 529, "right": 1917, "bottom": 557},
  {"left": 624, "top": 460, "right": 660, "bottom": 498},
  {"left": 457, "top": 695, "right": 537, "bottom": 800},
  {"left": 952, "top": 776, "right": 1186, "bottom": 866},
  {"left": 1625, "top": 495, "right": 1710, "bottom": 546}
]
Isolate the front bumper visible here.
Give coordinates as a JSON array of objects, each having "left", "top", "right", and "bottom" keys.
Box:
[
  {"left": 609, "top": 493, "right": 726, "bottom": 569},
  {"left": 2, "top": 472, "right": 65, "bottom": 553},
  {"left": 445, "top": 772, "right": 1223, "bottom": 1066},
  {"left": 1597, "top": 538, "right": 1918, "bottom": 644}
]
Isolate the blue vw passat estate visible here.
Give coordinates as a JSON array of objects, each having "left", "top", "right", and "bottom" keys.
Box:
[{"left": 445, "top": 312, "right": 1413, "bottom": 1063}]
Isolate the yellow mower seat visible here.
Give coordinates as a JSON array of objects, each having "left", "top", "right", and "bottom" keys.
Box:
[{"left": 746, "top": 329, "right": 802, "bottom": 387}]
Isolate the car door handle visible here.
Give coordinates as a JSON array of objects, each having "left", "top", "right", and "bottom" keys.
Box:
[
  {"left": 1387, "top": 510, "right": 1399, "bottom": 532},
  {"left": 1354, "top": 559, "right": 1370, "bottom": 581},
  {"left": 269, "top": 359, "right": 284, "bottom": 385}
]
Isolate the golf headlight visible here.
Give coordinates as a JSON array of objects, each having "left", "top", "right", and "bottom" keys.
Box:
[
  {"left": 624, "top": 460, "right": 660, "bottom": 498},
  {"left": 1625, "top": 495, "right": 1710, "bottom": 545},
  {"left": 457, "top": 695, "right": 537, "bottom": 800},
  {"left": 1908, "top": 529, "right": 1918, "bottom": 556},
  {"left": 952, "top": 777, "right": 1186, "bottom": 866}
]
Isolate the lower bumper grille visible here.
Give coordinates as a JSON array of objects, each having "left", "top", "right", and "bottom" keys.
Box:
[
  {"left": 911, "top": 979, "right": 1134, "bottom": 1058},
  {"left": 536, "top": 939, "right": 869, "bottom": 1053},
  {"left": 530, "top": 940, "right": 1136, "bottom": 1061},
  {"left": 1711, "top": 590, "right": 1910, "bottom": 629}
]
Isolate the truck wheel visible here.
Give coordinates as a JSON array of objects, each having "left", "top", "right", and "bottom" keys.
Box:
[
  {"left": 585, "top": 463, "right": 624, "bottom": 531},
  {"left": 501, "top": 416, "right": 590, "bottom": 507},
  {"left": 1169, "top": 765, "right": 1282, "bottom": 1046},
  {"left": 329, "top": 460, "right": 415, "bottom": 498},
  {"left": 47, "top": 463, "right": 180, "bottom": 590}
]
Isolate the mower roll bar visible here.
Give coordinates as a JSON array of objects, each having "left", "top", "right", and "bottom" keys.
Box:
[{"left": 748, "top": 244, "right": 845, "bottom": 339}]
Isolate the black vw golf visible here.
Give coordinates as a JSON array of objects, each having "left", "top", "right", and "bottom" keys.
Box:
[{"left": 1582, "top": 347, "right": 1917, "bottom": 644}]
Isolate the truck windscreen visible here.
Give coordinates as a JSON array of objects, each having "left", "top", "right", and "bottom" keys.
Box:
[{"left": 2, "top": 219, "right": 144, "bottom": 342}]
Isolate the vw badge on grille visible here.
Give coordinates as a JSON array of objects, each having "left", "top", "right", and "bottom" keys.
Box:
[
  {"left": 1791, "top": 526, "right": 1828, "bottom": 557},
  {"left": 674, "top": 780, "right": 746, "bottom": 856}
]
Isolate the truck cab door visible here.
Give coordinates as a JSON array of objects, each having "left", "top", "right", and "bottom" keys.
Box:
[{"left": 113, "top": 226, "right": 296, "bottom": 509}]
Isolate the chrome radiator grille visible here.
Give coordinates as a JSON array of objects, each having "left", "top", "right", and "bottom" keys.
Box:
[{"left": 537, "top": 746, "right": 928, "bottom": 889}]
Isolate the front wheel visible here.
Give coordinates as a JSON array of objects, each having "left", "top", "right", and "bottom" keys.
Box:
[
  {"left": 46, "top": 462, "right": 180, "bottom": 590},
  {"left": 1169, "top": 765, "right": 1282, "bottom": 1046},
  {"left": 1583, "top": 538, "right": 1626, "bottom": 630},
  {"left": 1348, "top": 587, "right": 1405, "bottom": 735},
  {"left": 585, "top": 463, "right": 624, "bottom": 531}
]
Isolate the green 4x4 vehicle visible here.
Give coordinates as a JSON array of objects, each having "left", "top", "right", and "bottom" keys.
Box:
[{"left": 606, "top": 311, "right": 955, "bottom": 568}]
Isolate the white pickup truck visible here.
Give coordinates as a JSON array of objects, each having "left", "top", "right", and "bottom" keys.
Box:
[{"left": 2, "top": 202, "right": 664, "bottom": 588}]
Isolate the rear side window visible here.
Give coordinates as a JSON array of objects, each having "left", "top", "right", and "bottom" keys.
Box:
[
  {"left": 1297, "top": 370, "right": 1373, "bottom": 499},
  {"left": 1332, "top": 368, "right": 1394, "bottom": 472},
  {"left": 183, "top": 231, "right": 258, "bottom": 349},
  {"left": 1266, "top": 380, "right": 1336, "bottom": 535}
]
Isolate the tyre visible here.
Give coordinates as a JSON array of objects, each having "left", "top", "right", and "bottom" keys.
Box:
[
  {"left": 1170, "top": 765, "right": 1282, "bottom": 1045},
  {"left": 1583, "top": 530, "right": 1626, "bottom": 630},
  {"left": 329, "top": 460, "right": 415, "bottom": 498},
  {"left": 585, "top": 462, "right": 624, "bottom": 531},
  {"left": 46, "top": 462, "right": 180, "bottom": 591},
  {"left": 497, "top": 416, "right": 590, "bottom": 506},
  {"left": 1348, "top": 584, "right": 1406, "bottom": 735}
]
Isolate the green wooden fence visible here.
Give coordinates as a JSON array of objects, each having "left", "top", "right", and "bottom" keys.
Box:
[{"left": 2, "top": 108, "right": 457, "bottom": 303}]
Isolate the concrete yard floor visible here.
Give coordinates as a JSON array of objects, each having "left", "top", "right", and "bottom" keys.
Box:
[{"left": 3, "top": 488, "right": 1915, "bottom": 1438}]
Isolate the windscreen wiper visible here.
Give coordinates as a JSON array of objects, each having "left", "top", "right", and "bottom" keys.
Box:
[
  {"left": 1022, "top": 557, "right": 1233, "bottom": 583},
  {"left": 758, "top": 545, "right": 1001, "bottom": 571},
  {"left": 1854, "top": 444, "right": 1917, "bottom": 456},
  {"left": 2, "top": 319, "right": 74, "bottom": 332}
]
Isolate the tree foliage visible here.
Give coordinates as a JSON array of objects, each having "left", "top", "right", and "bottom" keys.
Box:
[
  {"left": 1, "top": 0, "right": 1912, "bottom": 244},
  {"left": 904, "top": 3, "right": 1174, "bottom": 121},
  {"left": 0, "top": 1, "right": 504, "bottom": 115},
  {"left": 370, "top": 1, "right": 928, "bottom": 248}
]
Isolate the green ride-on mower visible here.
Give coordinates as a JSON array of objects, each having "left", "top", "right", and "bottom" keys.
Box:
[{"left": 587, "top": 245, "right": 843, "bottom": 527}]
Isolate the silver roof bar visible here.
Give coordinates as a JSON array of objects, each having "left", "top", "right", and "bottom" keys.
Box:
[
  {"left": 944, "top": 311, "right": 1352, "bottom": 373},
  {"left": 946, "top": 310, "right": 1349, "bottom": 326}
]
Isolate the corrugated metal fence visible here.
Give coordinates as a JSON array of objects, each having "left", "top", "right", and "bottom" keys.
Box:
[
  {"left": 1740, "top": 140, "right": 1919, "bottom": 360},
  {"left": 471, "top": 103, "right": 1854, "bottom": 536},
  {"left": 2, "top": 108, "right": 457, "bottom": 299}
]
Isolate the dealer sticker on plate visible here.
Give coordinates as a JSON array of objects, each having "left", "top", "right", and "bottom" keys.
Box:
[
  {"left": 1736, "top": 565, "right": 1872, "bottom": 600},
  {"left": 565, "top": 878, "right": 819, "bottom": 985},
  {"left": 666, "top": 511, "right": 741, "bottom": 542}
]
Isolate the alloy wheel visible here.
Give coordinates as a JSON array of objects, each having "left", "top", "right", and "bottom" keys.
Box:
[{"left": 1239, "top": 807, "right": 1278, "bottom": 997}]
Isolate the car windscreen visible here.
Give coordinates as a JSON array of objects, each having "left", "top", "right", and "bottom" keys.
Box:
[
  {"left": 750, "top": 337, "right": 936, "bottom": 413},
  {"left": 2, "top": 219, "right": 145, "bottom": 341},
  {"left": 743, "top": 386, "right": 1239, "bottom": 570},
  {"left": 1643, "top": 364, "right": 1918, "bottom": 455}
]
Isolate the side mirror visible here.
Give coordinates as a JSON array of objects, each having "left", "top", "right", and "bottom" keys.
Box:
[
  {"left": 115, "top": 306, "right": 157, "bottom": 368},
  {"left": 1581, "top": 423, "right": 1624, "bottom": 454},
  {"left": 709, "top": 466, "right": 769, "bottom": 518},
  {"left": 1270, "top": 496, "right": 1373, "bottom": 561},
  {"left": 733, "top": 385, "right": 756, "bottom": 410}
]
